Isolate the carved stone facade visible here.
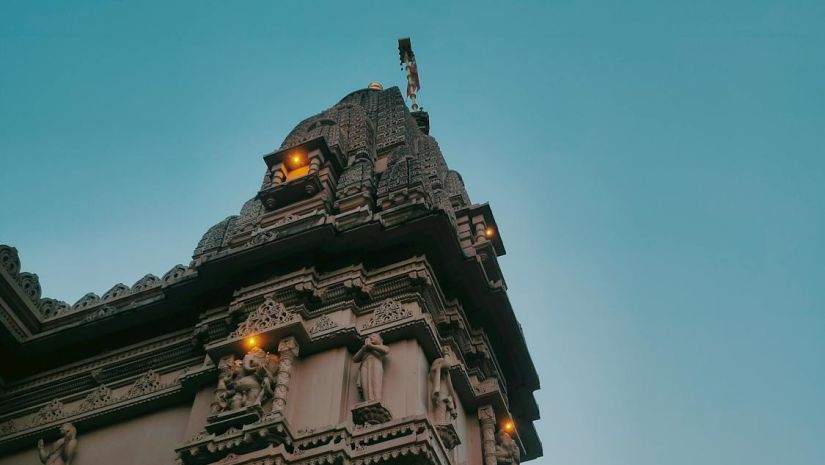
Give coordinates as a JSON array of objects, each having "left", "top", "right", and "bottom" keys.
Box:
[{"left": 0, "top": 85, "right": 540, "bottom": 465}]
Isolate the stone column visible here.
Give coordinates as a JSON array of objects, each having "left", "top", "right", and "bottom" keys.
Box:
[
  {"left": 308, "top": 155, "right": 322, "bottom": 175},
  {"left": 271, "top": 336, "right": 299, "bottom": 414},
  {"left": 478, "top": 404, "right": 497, "bottom": 465},
  {"left": 272, "top": 166, "right": 286, "bottom": 185}
]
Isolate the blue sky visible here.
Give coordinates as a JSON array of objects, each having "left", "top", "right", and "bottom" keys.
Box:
[{"left": 1, "top": 1, "right": 823, "bottom": 464}]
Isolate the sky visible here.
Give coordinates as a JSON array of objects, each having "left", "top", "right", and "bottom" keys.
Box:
[{"left": 1, "top": 1, "right": 824, "bottom": 464}]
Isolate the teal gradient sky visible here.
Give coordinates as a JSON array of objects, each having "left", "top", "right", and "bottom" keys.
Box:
[{"left": 1, "top": 2, "right": 823, "bottom": 464}]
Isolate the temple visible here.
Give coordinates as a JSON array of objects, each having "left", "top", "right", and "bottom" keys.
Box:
[{"left": 0, "top": 84, "right": 541, "bottom": 464}]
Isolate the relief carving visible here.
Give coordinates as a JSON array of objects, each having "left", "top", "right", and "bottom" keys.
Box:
[
  {"left": 36, "top": 423, "right": 77, "bottom": 465},
  {"left": 429, "top": 356, "right": 460, "bottom": 449},
  {"left": 77, "top": 385, "right": 114, "bottom": 412},
  {"left": 495, "top": 430, "right": 521, "bottom": 465},
  {"left": 271, "top": 337, "right": 299, "bottom": 415},
  {"left": 125, "top": 369, "right": 162, "bottom": 398},
  {"left": 429, "top": 357, "right": 457, "bottom": 424},
  {"left": 308, "top": 314, "right": 338, "bottom": 334},
  {"left": 211, "top": 348, "right": 278, "bottom": 414},
  {"left": 478, "top": 405, "right": 497, "bottom": 465},
  {"left": 0, "top": 419, "right": 16, "bottom": 435},
  {"left": 229, "top": 297, "right": 295, "bottom": 338},
  {"left": 361, "top": 299, "right": 411, "bottom": 329},
  {"left": 31, "top": 399, "right": 66, "bottom": 427}
]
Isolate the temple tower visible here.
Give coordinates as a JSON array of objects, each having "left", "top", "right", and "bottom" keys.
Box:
[{"left": 0, "top": 84, "right": 541, "bottom": 464}]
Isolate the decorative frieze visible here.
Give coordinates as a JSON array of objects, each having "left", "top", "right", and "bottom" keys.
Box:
[
  {"left": 0, "top": 420, "right": 16, "bottom": 436},
  {"left": 229, "top": 298, "right": 296, "bottom": 339},
  {"left": 125, "top": 369, "right": 163, "bottom": 399},
  {"left": 361, "top": 299, "right": 411, "bottom": 330},
  {"left": 76, "top": 385, "right": 115, "bottom": 413},
  {"left": 308, "top": 314, "right": 338, "bottom": 334},
  {"left": 30, "top": 399, "right": 66, "bottom": 427}
]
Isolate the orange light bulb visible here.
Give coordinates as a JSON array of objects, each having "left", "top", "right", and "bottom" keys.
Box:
[
  {"left": 247, "top": 336, "right": 256, "bottom": 347},
  {"left": 504, "top": 421, "right": 514, "bottom": 432},
  {"left": 485, "top": 227, "right": 495, "bottom": 239}
]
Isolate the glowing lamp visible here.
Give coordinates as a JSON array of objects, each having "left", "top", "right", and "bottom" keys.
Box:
[
  {"left": 246, "top": 336, "right": 257, "bottom": 348},
  {"left": 286, "top": 152, "right": 308, "bottom": 171},
  {"left": 503, "top": 421, "right": 514, "bottom": 433},
  {"left": 484, "top": 226, "right": 496, "bottom": 239}
]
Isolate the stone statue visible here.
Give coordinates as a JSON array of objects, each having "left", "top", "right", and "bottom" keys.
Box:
[
  {"left": 211, "top": 359, "right": 235, "bottom": 414},
  {"left": 353, "top": 333, "right": 390, "bottom": 402},
  {"left": 212, "top": 348, "right": 279, "bottom": 414},
  {"left": 428, "top": 357, "right": 457, "bottom": 423},
  {"left": 495, "top": 430, "right": 520, "bottom": 465},
  {"left": 37, "top": 423, "right": 77, "bottom": 465}
]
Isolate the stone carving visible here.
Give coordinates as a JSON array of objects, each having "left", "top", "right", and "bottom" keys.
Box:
[
  {"left": 192, "top": 323, "right": 210, "bottom": 347},
  {"left": 429, "top": 356, "right": 460, "bottom": 449},
  {"left": 36, "top": 423, "right": 77, "bottom": 465},
  {"left": 354, "top": 333, "right": 390, "bottom": 403},
  {"left": 17, "top": 271, "right": 42, "bottom": 301},
  {"left": 271, "top": 337, "right": 299, "bottom": 414},
  {"left": 211, "top": 348, "right": 278, "bottom": 414},
  {"left": 246, "top": 229, "right": 279, "bottom": 247},
  {"left": 71, "top": 293, "right": 101, "bottom": 311},
  {"left": 131, "top": 274, "right": 161, "bottom": 293},
  {"left": 429, "top": 357, "right": 457, "bottom": 424},
  {"left": 229, "top": 297, "right": 295, "bottom": 338},
  {"left": 235, "top": 198, "right": 263, "bottom": 230},
  {"left": 84, "top": 305, "right": 113, "bottom": 322},
  {"left": 31, "top": 399, "right": 66, "bottom": 427},
  {"left": 211, "top": 358, "right": 236, "bottom": 415},
  {"left": 351, "top": 401, "right": 392, "bottom": 426},
  {"left": 101, "top": 283, "right": 130, "bottom": 301},
  {"left": 308, "top": 314, "right": 338, "bottom": 334},
  {"left": 38, "top": 298, "right": 71, "bottom": 319},
  {"left": 0, "top": 419, "right": 16, "bottom": 435},
  {"left": 496, "top": 430, "right": 521, "bottom": 465},
  {"left": 351, "top": 333, "right": 392, "bottom": 426},
  {"left": 0, "top": 245, "right": 21, "bottom": 275},
  {"left": 125, "top": 369, "right": 162, "bottom": 398},
  {"left": 162, "top": 264, "right": 187, "bottom": 283},
  {"left": 192, "top": 215, "right": 237, "bottom": 258},
  {"left": 479, "top": 405, "right": 497, "bottom": 465},
  {"left": 77, "top": 385, "right": 114, "bottom": 412},
  {"left": 361, "top": 299, "right": 411, "bottom": 329}
]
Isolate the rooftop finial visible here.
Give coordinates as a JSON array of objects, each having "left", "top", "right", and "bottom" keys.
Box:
[{"left": 398, "top": 37, "right": 421, "bottom": 111}]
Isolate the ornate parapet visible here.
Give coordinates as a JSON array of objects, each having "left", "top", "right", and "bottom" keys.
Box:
[
  {"left": 0, "top": 365, "right": 195, "bottom": 453},
  {"left": 176, "top": 415, "right": 451, "bottom": 465}
]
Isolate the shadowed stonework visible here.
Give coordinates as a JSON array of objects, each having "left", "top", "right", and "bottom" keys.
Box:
[{"left": 0, "top": 85, "right": 540, "bottom": 464}]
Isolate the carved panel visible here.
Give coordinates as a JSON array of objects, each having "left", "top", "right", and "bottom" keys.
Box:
[
  {"left": 77, "top": 385, "right": 115, "bottom": 412},
  {"left": 229, "top": 298, "right": 296, "bottom": 338},
  {"left": 30, "top": 399, "right": 66, "bottom": 426},
  {"left": 362, "top": 299, "right": 412, "bottom": 330},
  {"left": 308, "top": 314, "right": 338, "bottom": 334},
  {"left": 125, "top": 369, "right": 162, "bottom": 398}
]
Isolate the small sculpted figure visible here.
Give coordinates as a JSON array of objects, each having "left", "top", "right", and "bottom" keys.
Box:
[
  {"left": 231, "top": 348, "right": 277, "bottom": 409},
  {"left": 37, "top": 423, "right": 77, "bottom": 465},
  {"left": 428, "top": 357, "right": 457, "bottom": 423},
  {"left": 495, "top": 430, "right": 520, "bottom": 465},
  {"left": 213, "top": 349, "right": 279, "bottom": 414},
  {"left": 353, "top": 333, "right": 390, "bottom": 402},
  {"left": 211, "top": 359, "right": 235, "bottom": 414}
]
